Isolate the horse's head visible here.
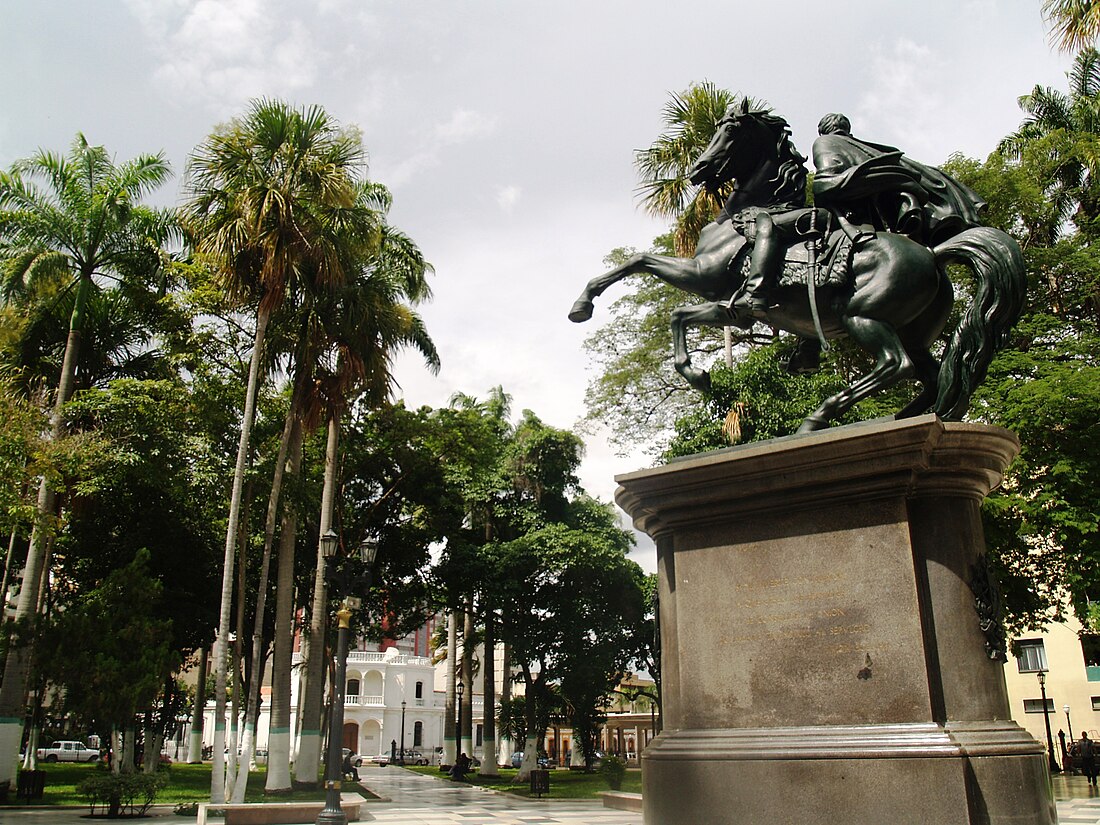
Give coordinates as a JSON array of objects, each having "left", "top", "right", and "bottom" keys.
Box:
[{"left": 688, "top": 102, "right": 807, "bottom": 207}]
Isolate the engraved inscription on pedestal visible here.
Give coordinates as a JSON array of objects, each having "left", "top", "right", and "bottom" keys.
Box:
[{"left": 673, "top": 497, "right": 932, "bottom": 730}]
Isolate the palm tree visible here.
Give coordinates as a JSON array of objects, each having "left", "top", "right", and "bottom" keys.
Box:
[
  {"left": 0, "top": 136, "right": 171, "bottom": 783},
  {"left": 291, "top": 197, "right": 438, "bottom": 790},
  {"left": 1044, "top": 0, "right": 1100, "bottom": 53},
  {"left": 999, "top": 48, "right": 1100, "bottom": 236},
  {"left": 182, "top": 98, "right": 368, "bottom": 803},
  {"left": 634, "top": 82, "right": 752, "bottom": 256}
]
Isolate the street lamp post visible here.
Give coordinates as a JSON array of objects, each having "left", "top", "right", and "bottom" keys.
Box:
[
  {"left": 1037, "top": 670, "right": 1061, "bottom": 773},
  {"left": 400, "top": 700, "right": 407, "bottom": 766},
  {"left": 1065, "top": 703, "right": 1074, "bottom": 738},
  {"left": 456, "top": 681, "right": 465, "bottom": 758},
  {"left": 316, "top": 533, "right": 378, "bottom": 825}
]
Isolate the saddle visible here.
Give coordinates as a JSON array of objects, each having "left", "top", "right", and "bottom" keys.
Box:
[
  {"left": 775, "top": 229, "right": 852, "bottom": 289},
  {"left": 731, "top": 228, "right": 853, "bottom": 290}
]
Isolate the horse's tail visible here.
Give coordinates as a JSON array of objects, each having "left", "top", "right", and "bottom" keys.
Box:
[{"left": 932, "top": 226, "right": 1026, "bottom": 420}]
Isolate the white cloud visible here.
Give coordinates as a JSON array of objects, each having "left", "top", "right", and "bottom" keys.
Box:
[
  {"left": 854, "top": 39, "right": 944, "bottom": 160},
  {"left": 496, "top": 185, "right": 521, "bottom": 213},
  {"left": 123, "top": 0, "right": 324, "bottom": 113},
  {"left": 435, "top": 109, "right": 498, "bottom": 144}
]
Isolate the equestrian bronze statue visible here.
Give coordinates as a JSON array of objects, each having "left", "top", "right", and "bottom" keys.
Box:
[{"left": 568, "top": 104, "right": 1025, "bottom": 434}]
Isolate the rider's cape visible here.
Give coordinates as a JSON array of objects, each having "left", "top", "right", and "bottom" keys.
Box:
[{"left": 812, "top": 133, "right": 987, "bottom": 245}]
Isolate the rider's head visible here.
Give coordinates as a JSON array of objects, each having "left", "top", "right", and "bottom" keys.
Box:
[{"left": 818, "top": 113, "right": 852, "bottom": 136}]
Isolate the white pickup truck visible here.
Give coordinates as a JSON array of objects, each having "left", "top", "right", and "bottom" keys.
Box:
[{"left": 36, "top": 740, "right": 100, "bottom": 763}]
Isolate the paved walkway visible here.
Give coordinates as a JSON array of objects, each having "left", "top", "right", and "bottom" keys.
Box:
[{"left": 3, "top": 767, "right": 1100, "bottom": 823}]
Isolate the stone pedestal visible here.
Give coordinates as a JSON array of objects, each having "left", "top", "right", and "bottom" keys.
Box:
[{"left": 615, "top": 415, "right": 1055, "bottom": 825}]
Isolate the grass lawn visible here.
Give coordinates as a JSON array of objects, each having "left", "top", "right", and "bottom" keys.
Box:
[
  {"left": 404, "top": 765, "right": 641, "bottom": 799},
  {"left": 1, "top": 762, "right": 329, "bottom": 808}
]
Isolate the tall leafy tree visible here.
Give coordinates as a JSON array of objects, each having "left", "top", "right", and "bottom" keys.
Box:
[
  {"left": 998, "top": 48, "right": 1100, "bottom": 236},
  {"left": 287, "top": 187, "right": 438, "bottom": 793},
  {"left": 585, "top": 86, "right": 772, "bottom": 452},
  {"left": 182, "top": 98, "right": 369, "bottom": 803},
  {"left": 0, "top": 136, "right": 172, "bottom": 783}
]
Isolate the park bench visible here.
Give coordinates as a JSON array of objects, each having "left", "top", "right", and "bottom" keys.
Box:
[
  {"left": 196, "top": 793, "right": 364, "bottom": 825},
  {"left": 598, "top": 790, "right": 643, "bottom": 812}
]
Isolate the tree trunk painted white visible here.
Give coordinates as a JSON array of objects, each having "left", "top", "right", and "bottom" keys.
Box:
[
  {"left": 21, "top": 725, "right": 39, "bottom": 770},
  {"left": 478, "top": 612, "right": 498, "bottom": 776},
  {"left": 187, "top": 648, "right": 207, "bottom": 763},
  {"left": 210, "top": 307, "right": 269, "bottom": 804},
  {"left": 498, "top": 642, "right": 513, "bottom": 765},
  {"left": 442, "top": 611, "right": 457, "bottom": 767},
  {"left": 292, "top": 414, "right": 341, "bottom": 787},
  {"left": 234, "top": 400, "right": 298, "bottom": 801},
  {"left": 265, "top": 424, "right": 304, "bottom": 793},
  {"left": 111, "top": 728, "right": 123, "bottom": 775}
]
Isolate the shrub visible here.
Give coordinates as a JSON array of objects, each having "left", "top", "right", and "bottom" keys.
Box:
[
  {"left": 77, "top": 770, "right": 168, "bottom": 817},
  {"left": 600, "top": 755, "right": 627, "bottom": 790}
]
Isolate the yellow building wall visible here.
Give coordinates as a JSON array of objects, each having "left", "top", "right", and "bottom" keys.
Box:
[{"left": 1004, "top": 615, "right": 1100, "bottom": 758}]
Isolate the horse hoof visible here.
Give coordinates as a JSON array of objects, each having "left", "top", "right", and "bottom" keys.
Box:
[
  {"left": 796, "top": 416, "right": 829, "bottom": 434},
  {"left": 568, "top": 300, "right": 594, "bottom": 323}
]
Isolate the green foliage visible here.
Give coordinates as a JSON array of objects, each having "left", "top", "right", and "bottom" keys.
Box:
[
  {"left": 939, "top": 72, "right": 1100, "bottom": 629},
  {"left": 37, "top": 550, "right": 178, "bottom": 733},
  {"left": 582, "top": 236, "right": 740, "bottom": 452},
  {"left": 600, "top": 755, "right": 627, "bottom": 790},
  {"left": 76, "top": 769, "right": 168, "bottom": 817},
  {"left": 58, "top": 378, "right": 222, "bottom": 653},
  {"left": 663, "top": 339, "right": 893, "bottom": 459}
]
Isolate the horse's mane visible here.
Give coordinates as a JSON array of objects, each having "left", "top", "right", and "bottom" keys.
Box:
[{"left": 751, "top": 110, "right": 809, "bottom": 207}]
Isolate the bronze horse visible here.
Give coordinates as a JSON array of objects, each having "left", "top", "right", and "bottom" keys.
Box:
[{"left": 568, "top": 107, "right": 1025, "bottom": 433}]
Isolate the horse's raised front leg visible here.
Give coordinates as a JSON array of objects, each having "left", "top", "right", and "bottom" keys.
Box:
[
  {"left": 798, "top": 315, "right": 915, "bottom": 433},
  {"left": 670, "top": 301, "right": 733, "bottom": 392},
  {"left": 568, "top": 253, "right": 705, "bottom": 323}
]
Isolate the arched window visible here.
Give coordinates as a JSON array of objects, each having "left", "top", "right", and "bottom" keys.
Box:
[
  {"left": 413, "top": 721, "right": 423, "bottom": 747},
  {"left": 415, "top": 681, "right": 424, "bottom": 705},
  {"left": 346, "top": 678, "right": 361, "bottom": 700}
]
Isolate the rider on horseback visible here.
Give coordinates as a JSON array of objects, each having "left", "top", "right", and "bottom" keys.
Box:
[{"left": 725, "top": 113, "right": 985, "bottom": 330}]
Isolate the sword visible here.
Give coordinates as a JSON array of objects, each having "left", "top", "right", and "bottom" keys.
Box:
[{"left": 804, "top": 209, "right": 830, "bottom": 353}]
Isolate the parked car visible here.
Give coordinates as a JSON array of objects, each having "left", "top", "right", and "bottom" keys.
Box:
[
  {"left": 510, "top": 751, "right": 550, "bottom": 769},
  {"left": 370, "top": 753, "right": 391, "bottom": 766},
  {"left": 342, "top": 748, "right": 363, "bottom": 768},
  {"left": 399, "top": 749, "right": 429, "bottom": 766},
  {"left": 36, "top": 740, "right": 100, "bottom": 763}
]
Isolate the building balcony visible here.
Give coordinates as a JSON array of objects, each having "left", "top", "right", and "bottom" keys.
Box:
[
  {"left": 345, "top": 694, "right": 384, "bottom": 707},
  {"left": 345, "top": 651, "right": 433, "bottom": 667}
]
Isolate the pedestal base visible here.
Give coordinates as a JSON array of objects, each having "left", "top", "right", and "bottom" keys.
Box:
[
  {"left": 642, "top": 723, "right": 1055, "bottom": 825},
  {"left": 615, "top": 416, "right": 1055, "bottom": 825}
]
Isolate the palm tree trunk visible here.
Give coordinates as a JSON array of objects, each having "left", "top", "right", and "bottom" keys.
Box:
[
  {"left": 265, "top": 421, "right": 304, "bottom": 793},
  {"left": 0, "top": 524, "right": 21, "bottom": 619},
  {"left": 516, "top": 664, "right": 540, "bottom": 782},
  {"left": 498, "top": 642, "right": 512, "bottom": 761},
  {"left": 293, "top": 416, "right": 341, "bottom": 787},
  {"left": 226, "top": 507, "right": 249, "bottom": 797},
  {"left": 234, "top": 403, "right": 299, "bottom": 801},
  {"left": 0, "top": 271, "right": 92, "bottom": 785},
  {"left": 443, "top": 611, "right": 457, "bottom": 767},
  {"left": 478, "top": 611, "right": 498, "bottom": 775},
  {"left": 210, "top": 305, "right": 270, "bottom": 804},
  {"left": 187, "top": 648, "right": 208, "bottom": 763}
]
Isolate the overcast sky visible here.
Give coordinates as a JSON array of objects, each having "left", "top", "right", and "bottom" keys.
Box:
[{"left": 0, "top": 1, "right": 1076, "bottom": 571}]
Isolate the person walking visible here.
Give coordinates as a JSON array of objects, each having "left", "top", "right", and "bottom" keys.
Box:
[{"left": 1080, "top": 732, "right": 1096, "bottom": 787}]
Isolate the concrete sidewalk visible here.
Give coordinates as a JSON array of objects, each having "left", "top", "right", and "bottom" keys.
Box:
[{"left": 2, "top": 767, "right": 1100, "bottom": 824}]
